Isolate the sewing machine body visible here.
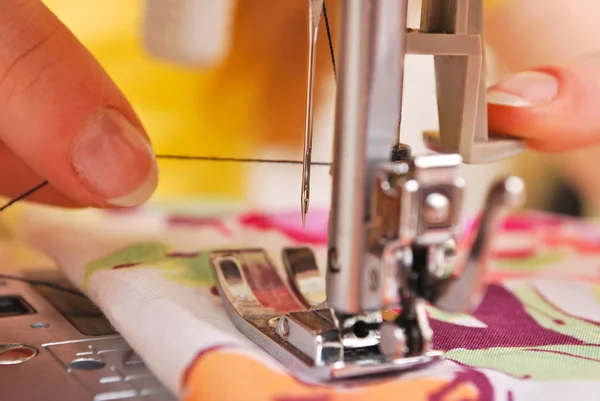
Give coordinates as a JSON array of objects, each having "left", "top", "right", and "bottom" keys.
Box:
[{"left": 0, "top": 271, "right": 175, "bottom": 400}]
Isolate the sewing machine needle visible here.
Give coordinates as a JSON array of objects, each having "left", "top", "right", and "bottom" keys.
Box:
[{"left": 302, "top": 0, "right": 324, "bottom": 226}]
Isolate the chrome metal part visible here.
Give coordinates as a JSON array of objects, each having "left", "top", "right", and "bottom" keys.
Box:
[
  {"left": 378, "top": 322, "right": 406, "bottom": 360},
  {"left": 210, "top": 249, "right": 443, "bottom": 380},
  {"left": 0, "top": 271, "right": 176, "bottom": 401},
  {"left": 327, "top": 0, "right": 409, "bottom": 317},
  {"left": 281, "top": 247, "right": 325, "bottom": 309},
  {"left": 433, "top": 176, "right": 525, "bottom": 313}
]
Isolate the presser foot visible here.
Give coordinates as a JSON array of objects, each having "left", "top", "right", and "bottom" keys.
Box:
[{"left": 209, "top": 248, "right": 443, "bottom": 381}]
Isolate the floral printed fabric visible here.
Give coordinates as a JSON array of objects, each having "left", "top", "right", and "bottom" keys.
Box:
[{"left": 5, "top": 204, "right": 600, "bottom": 400}]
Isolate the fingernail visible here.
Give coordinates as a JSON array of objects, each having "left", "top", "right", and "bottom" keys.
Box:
[
  {"left": 487, "top": 71, "right": 559, "bottom": 107},
  {"left": 73, "top": 109, "right": 158, "bottom": 207}
]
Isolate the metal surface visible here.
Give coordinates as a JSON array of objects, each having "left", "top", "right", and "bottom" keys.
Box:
[
  {"left": 434, "top": 176, "right": 525, "bottom": 312},
  {"left": 281, "top": 247, "right": 325, "bottom": 308},
  {"left": 301, "top": 0, "right": 324, "bottom": 225},
  {"left": 327, "top": 0, "right": 409, "bottom": 316},
  {"left": 210, "top": 249, "right": 443, "bottom": 380},
  {"left": 0, "top": 272, "right": 176, "bottom": 401},
  {"left": 0, "top": 343, "right": 39, "bottom": 365}
]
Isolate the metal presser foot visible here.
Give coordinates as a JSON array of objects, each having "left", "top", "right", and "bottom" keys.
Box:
[{"left": 209, "top": 154, "right": 525, "bottom": 380}]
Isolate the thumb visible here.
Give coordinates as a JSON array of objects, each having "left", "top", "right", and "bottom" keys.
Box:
[
  {"left": 487, "top": 54, "right": 600, "bottom": 153},
  {"left": 0, "top": 0, "right": 158, "bottom": 208}
]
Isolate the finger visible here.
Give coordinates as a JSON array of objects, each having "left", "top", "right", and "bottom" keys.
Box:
[
  {"left": 0, "top": 0, "right": 158, "bottom": 208},
  {"left": 0, "top": 142, "right": 81, "bottom": 208},
  {"left": 487, "top": 55, "right": 600, "bottom": 152}
]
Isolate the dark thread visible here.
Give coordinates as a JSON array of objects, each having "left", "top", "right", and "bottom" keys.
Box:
[
  {"left": 0, "top": 181, "right": 49, "bottom": 212},
  {"left": 0, "top": 273, "right": 85, "bottom": 297},
  {"left": 0, "top": 157, "right": 332, "bottom": 213},
  {"left": 322, "top": 1, "right": 337, "bottom": 82},
  {"left": 156, "top": 154, "right": 332, "bottom": 166}
]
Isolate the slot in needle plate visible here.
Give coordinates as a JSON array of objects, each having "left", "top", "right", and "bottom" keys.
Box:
[{"left": 210, "top": 248, "right": 443, "bottom": 381}]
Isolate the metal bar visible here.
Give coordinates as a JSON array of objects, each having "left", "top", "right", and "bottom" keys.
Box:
[{"left": 327, "top": 0, "right": 408, "bottom": 315}]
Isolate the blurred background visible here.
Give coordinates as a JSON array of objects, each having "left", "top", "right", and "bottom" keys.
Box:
[{"left": 39, "top": 0, "right": 595, "bottom": 218}]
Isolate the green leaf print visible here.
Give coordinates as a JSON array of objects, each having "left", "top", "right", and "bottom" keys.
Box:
[
  {"left": 496, "top": 251, "right": 565, "bottom": 270},
  {"left": 83, "top": 242, "right": 216, "bottom": 289},
  {"left": 160, "top": 252, "right": 215, "bottom": 287},
  {"left": 447, "top": 345, "right": 600, "bottom": 381},
  {"left": 442, "top": 284, "right": 600, "bottom": 381},
  {"left": 512, "top": 285, "right": 600, "bottom": 345}
]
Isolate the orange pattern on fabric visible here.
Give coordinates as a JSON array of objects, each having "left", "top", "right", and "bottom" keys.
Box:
[{"left": 182, "top": 349, "right": 481, "bottom": 401}]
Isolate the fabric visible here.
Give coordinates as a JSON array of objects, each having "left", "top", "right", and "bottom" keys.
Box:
[{"left": 3, "top": 204, "right": 600, "bottom": 400}]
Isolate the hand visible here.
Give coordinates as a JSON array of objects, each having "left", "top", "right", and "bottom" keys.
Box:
[
  {"left": 0, "top": 0, "right": 158, "bottom": 209},
  {"left": 485, "top": 0, "right": 600, "bottom": 153}
]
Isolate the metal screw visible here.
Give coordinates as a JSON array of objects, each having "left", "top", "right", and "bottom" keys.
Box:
[
  {"left": 429, "top": 239, "right": 457, "bottom": 277},
  {"left": 0, "top": 343, "right": 38, "bottom": 365},
  {"left": 278, "top": 317, "right": 290, "bottom": 338},
  {"left": 423, "top": 193, "right": 450, "bottom": 224},
  {"left": 378, "top": 322, "right": 407, "bottom": 361}
]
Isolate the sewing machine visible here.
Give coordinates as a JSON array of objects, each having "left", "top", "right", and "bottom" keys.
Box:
[
  {"left": 2, "top": 0, "right": 527, "bottom": 399},
  {"left": 0, "top": 271, "right": 177, "bottom": 400},
  {"left": 207, "top": 0, "right": 527, "bottom": 380}
]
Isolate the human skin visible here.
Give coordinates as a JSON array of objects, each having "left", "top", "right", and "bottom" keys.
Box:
[{"left": 485, "top": 0, "right": 600, "bottom": 211}]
